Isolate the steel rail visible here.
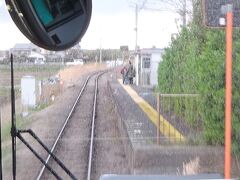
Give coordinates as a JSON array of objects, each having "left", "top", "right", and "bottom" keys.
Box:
[
  {"left": 87, "top": 71, "right": 105, "bottom": 180},
  {"left": 36, "top": 72, "right": 97, "bottom": 180}
]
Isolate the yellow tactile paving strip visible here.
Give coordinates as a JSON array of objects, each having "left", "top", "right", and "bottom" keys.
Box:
[{"left": 118, "top": 79, "right": 185, "bottom": 143}]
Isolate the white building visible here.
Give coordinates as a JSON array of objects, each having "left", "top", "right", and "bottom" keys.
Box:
[
  {"left": 10, "top": 43, "right": 41, "bottom": 56},
  {"left": 28, "top": 52, "right": 46, "bottom": 64},
  {"left": 0, "top": 50, "right": 8, "bottom": 62},
  {"left": 134, "top": 48, "right": 164, "bottom": 87}
]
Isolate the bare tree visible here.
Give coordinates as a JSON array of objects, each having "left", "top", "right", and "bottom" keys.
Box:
[
  {"left": 146, "top": 0, "right": 192, "bottom": 27},
  {"left": 127, "top": 0, "right": 192, "bottom": 51},
  {"left": 153, "top": 0, "right": 190, "bottom": 33},
  {"left": 128, "top": 0, "right": 192, "bottom": 27}
]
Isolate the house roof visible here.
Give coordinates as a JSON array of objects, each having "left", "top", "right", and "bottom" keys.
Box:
[
  {"left": 0, "top": 50, "right": 7, "bottom": 56},
  {"left": 28, "top": 52, "right": 45, "bottom": 59},
  {"left": 12, "top": 43, "right": 40, "bottom": 51},
  {"left": 140, "top": 48, "right": 164, "bottom": 55}
]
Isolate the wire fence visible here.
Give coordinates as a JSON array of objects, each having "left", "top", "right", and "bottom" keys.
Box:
[{"left": 155, "top": 93, "right": 202, "bottom": 144}]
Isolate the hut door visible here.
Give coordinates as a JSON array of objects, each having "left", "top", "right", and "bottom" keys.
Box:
[{"left": 141, "top": 55, "right": 151, "bottom": 86}]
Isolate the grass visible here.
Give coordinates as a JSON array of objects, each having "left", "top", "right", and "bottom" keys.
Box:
[
  {"left": 0, "top": 64, "right": 64, "bottom": 85},
  {"left": 0, "top": 63, "right": 64, "bottom": 105},
  {"left": 0, "top": 87, "right": 20, "bottom": 98},
  {"left": 0, "top": 63, "right": 59, "bottom": 140},
  {"left": 0, "top": 87, "right": 9, "bottom": 96},
  {"left": 1, "top": 97, "right": 54, "bottom": 176},
  {"left": 1, "top": 114, "right": 33, "bottom": 173},
  {"left": 29, "top": 103, "right": 49, "bottom": 112},
  {"left": 0, "top": 63, "right": 64, "bottom": 175},
  {"left": 1, "top": 114, "right": 32, "bottom": 162},
  {"left": 1, "top": 97, "right": 52, "bottom": 170},
  {"left": 1, "top": 114, "right": 32, "bottom": 141},
  {"left": 0, "top": 63, "right": 64, "bottom": 72}
]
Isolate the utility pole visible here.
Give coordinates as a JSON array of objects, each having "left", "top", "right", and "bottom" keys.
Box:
[
  {"left": 129, "top": 0, "right": 147, "bottom": 51},
  {"left": 99, "top": 48, "right": 102, "bottom": 64},
  {"left": 129, "top": 0, "right": 189, "bottom": 53},
  {"left": 99, "top": 38, "right": 102, "bottom": 64},
  {"left": 182, "top": 0, "right": 187, "bottom": 27},
  {"left": 135, "top": 4, "right": 138, "bottom": 51},
  {"left": 0, "top": 109, "right": 2, "bottom": 180}
]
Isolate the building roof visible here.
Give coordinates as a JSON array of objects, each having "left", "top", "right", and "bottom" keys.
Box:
[
  {"left": 70, "top": 43, "right": 81, "bottom": 50},
  {"left": 0, "top": 50, "right": 7, "bottom": 56},
  {"left": 12, "top": 43, "right": 40, "bottom": 51},
  {"left": 28, "top": 52, "right": 45, "bottom": 59},
  {"left": 140, "top": 48, "right": 164, "bottom": 54}
]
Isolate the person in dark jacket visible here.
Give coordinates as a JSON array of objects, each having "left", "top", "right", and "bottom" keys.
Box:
[
  {"left": 127, "top": 61, "right": 134, "bottom": 84},
  {"left": 120, "top": 66, "right": 127, "bottom": 84}
]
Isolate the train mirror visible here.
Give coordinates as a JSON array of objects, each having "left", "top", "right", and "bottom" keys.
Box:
[{"left": 6, "top": 0, "right": 92, "bottom": 51}]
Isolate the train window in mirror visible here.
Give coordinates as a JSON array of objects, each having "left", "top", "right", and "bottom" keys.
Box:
[{"left": 31, "top": 0, "right": 84, "bottom": 28}]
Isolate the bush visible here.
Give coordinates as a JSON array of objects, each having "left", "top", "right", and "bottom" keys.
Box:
[{"left": 158, "top": 20, "right": 240, "bottom": 149}]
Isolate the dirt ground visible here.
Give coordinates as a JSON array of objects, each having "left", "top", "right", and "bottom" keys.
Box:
[
  {"left": 0, "top": 63, "right": 106, "bottom": 124},
  {"left": 0, "top": 64, "right": 63, "bottom": 108},
  {"left": 41, "top": 72, "right": 97, "bottom": 180},
  {"left": 2, "top": 63, "right": 107, "bottom": 179},
  {"left": 58, "top": 63, "right": 105, "bottom": 88},
  {"left": 91, "top": 72, "right": 130, "bottom": 180},
  {"left": 40, "top": 71, "right": 130, "bottom": 180}
]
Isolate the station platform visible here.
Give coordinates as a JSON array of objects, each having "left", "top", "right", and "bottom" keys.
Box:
[
  {"left": 107, "top": 75, "right": 227, "bottom": 176},
  {"left": 109, "top": 78, "right": 185, "bottom": 148}
]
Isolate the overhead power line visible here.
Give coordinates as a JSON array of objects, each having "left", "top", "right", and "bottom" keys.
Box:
[{"left": 127, "top": 0, "right": 192, "bottom": 50}]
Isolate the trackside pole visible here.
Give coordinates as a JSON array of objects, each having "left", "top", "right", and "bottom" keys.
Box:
[
  {"left": 224, "top": 6, "right": 233, "bottom": 179},
  {"left": 10, "top": 54, "right": 17, "bottom": 180},
  {"left": 157, "top": 93, "right": 160, "bottom": 145},
  {"left": 0, "top": 110, "right": 2, "bottom": 180}
]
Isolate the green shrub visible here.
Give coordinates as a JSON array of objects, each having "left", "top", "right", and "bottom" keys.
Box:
[{"left": 158, "top": 12, "right": 240, "bottom": 148}]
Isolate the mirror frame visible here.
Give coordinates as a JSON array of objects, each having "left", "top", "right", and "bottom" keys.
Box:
[{"left": 5, "top": 0, "right": 92, "bottom": 51}]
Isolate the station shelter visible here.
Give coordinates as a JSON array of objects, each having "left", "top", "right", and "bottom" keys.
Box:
[{"left": 134, "top": 48, "right": 164, "bottom": 87}]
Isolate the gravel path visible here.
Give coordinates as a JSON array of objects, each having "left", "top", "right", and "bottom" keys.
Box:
[
  {"left": 91, "top": 72, "right": 130, "bottom": 180},
  {"left": 36, "top": 71, "right": 129, "bottom": 180},
  {"left": 14, "top": 74, "right": 88, "bottom": 180},
  {"left": 41, "top": 74, "right": 97, "bottom": 179}
]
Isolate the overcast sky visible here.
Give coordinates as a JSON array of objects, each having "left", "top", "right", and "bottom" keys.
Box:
[{"left": 0, "top": 0, "right": 179, "bottom": 50}]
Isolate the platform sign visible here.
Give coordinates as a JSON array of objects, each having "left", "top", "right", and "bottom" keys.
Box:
[{"left": 203, "top": 0, "right": 240, "bottom": 27}]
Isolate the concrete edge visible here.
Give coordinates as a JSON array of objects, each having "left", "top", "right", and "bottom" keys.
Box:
[
  {"left": 107, "top": 80, "right": 135, "bottom": 173},
  {"left": 107, "top": 80, "right": 239, "bottom": 177}
]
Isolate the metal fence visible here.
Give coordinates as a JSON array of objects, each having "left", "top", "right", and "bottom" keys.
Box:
[{"left": 155, "top": 93, "right": 202, "bottom": 144}]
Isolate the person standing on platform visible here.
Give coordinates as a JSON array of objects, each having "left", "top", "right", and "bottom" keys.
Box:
[
  {"left": 127, "top": 61, "right": 134, "bottom": 85},
  {"left": 120, "top": 66, "right": 127, "bottom": 84}
]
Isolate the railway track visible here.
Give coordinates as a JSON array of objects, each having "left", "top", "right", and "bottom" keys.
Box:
[{"left": 36, "top": 71, "right": 106, "bottom": 180}]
